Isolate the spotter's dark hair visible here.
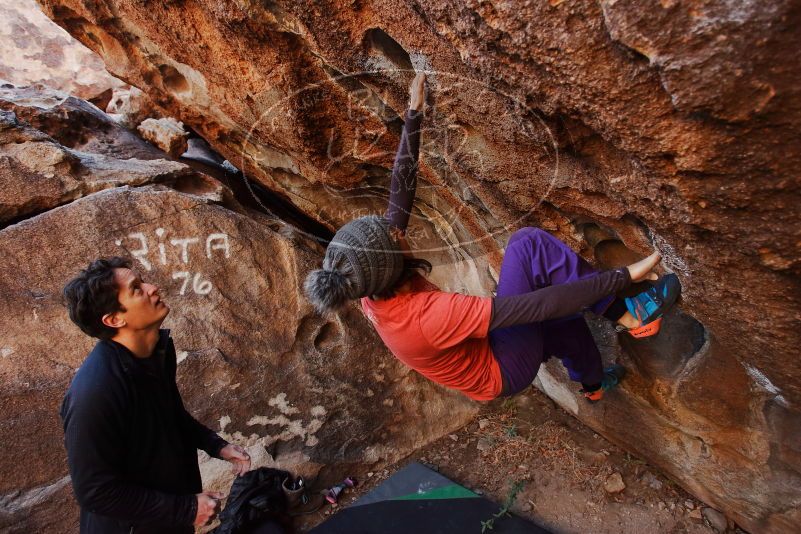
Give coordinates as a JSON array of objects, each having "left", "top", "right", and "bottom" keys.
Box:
[{"left": 63, "top": 257, "right": 131, "bottom": 339}]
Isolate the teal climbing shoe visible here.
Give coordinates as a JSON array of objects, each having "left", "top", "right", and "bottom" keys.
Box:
[{"left": 582, "top": 364, "right": 627, "bottom": 403}]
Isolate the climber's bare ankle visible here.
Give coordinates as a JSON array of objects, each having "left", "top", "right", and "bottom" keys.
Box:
[{"left": 616, "top": 311, "right": 639, "bottom": 329}]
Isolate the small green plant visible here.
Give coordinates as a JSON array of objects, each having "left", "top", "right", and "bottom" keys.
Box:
[
  {"left": 480, "top": 480, "right": 526, "bottom": 532},
  {"left": 504, "top": 424, "right": 518, "bottom": 437}
]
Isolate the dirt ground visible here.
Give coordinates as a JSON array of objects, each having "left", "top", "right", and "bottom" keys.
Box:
[{"left": 299, "top": 385, "right": 744, "bottom": 533}]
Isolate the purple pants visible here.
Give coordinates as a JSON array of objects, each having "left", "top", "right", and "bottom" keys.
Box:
[{"left": 489, "top": 228, "right": 612, "bottom": 396}]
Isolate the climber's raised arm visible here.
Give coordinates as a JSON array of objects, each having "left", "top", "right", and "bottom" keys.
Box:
[{"left": 385, "top": 72, "right": 425, "bottom": 236}]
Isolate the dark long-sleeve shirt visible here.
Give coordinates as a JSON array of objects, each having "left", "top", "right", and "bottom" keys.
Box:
[
  {"left": 385, "top": 109, "right": 423, "bottom": 232},
  {"left": 61, "top": 329, "right": 228, "bottom": 534},
  {"left": 381, "top": 109, "right": 631, "bottom": 330}
]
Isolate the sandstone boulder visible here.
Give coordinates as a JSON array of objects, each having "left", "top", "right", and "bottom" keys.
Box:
[
  {"left": 0, "top": 0, "right": 123, "bottom": 100},
  {"left": 32, "top": 1, "right": 801, "bottom": 531},
  {"left": 32, "top": 0, "right": 801, "bottom": 532},
  {"left": 137, "top": 117, "right": 189, "bottom": 158},
  {"left": 106, "top": 85, "right": 163, "bottom": 129},
  {"left": 0, "top": 85, "right": 215, "bottom": 224},
  {"left": 0, "top": 84, "right": 166, "bottom": 161}
]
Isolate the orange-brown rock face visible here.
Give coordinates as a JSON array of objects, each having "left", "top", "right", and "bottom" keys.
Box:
[{"left": 19, "top": 0, "right": 801, "bottom": 531}]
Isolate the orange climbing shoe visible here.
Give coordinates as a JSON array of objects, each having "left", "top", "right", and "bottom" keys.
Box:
[
  {"left": 620, "top": 274, "right": 681, "bottom": 338},
  {"left": 582, "top": 388, "right": 605, "bottom": 403},
  {"left": 625, "top": 317, "right": 664, "bottom": 338}
]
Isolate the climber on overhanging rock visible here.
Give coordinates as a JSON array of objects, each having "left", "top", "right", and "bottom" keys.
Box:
[{"left": 305, "top": 72, "right": 682, "bottom": 402}]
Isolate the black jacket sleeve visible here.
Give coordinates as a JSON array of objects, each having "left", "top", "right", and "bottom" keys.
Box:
[
  {"left": 166, "top": 340, "right": 229, "bottom": 458},
  {"left": 385, "top": 109, "right": 424, "bottom": 232},
  {"left": 61, "top": 378, "right": 198, "bottom": 527},
  {"left": 489, "top": 268, "right": 631, "bottom": 330},
  {"left": 176, "top": 401, "right": 229, "bottom": 459}
]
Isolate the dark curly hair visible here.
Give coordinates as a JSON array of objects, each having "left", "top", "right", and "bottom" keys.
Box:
[{"left": 63, "top": 257, "right": 131, "bottom": 339}]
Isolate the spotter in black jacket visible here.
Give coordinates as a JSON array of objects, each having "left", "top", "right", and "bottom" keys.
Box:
[{"left": 61, "top": 329, "right": 228, "bottom": 533}]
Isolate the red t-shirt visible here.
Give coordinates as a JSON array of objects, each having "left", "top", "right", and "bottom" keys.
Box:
[{"left": 361, "top": 274, "right": 503, "bottom": 401}]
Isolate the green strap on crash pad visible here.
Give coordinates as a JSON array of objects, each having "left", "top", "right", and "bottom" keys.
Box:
[{"left": 392, "top": 483, "right": 479, "bottom": 501}]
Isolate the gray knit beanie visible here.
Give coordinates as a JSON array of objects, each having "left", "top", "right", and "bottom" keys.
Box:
[{"left": 304, "top": 215, "right": 404, "bottom": 313}]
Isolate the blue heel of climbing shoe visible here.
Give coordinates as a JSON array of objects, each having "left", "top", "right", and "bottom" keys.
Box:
[{"left": 622, "top": 274, "right": 681, "bottom": 338}]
